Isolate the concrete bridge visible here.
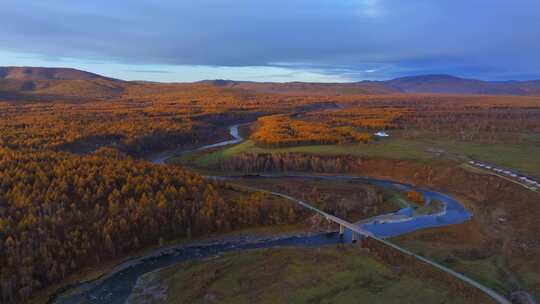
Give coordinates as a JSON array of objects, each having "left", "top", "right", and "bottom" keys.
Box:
[
  {"left": 272, "top": 191, "right": 373, "bottom": 241},
  {"left": 209, "top": 177, "right": 373, "bottom": 241}
]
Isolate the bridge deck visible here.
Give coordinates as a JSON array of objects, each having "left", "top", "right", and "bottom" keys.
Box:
[{"left": 272, "top": 192, "right": 374, "bottom": 237}]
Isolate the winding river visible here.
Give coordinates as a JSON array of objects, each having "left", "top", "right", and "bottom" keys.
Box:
[
  {"left": 227, "top": 174, "right": 471, "bottom": 238},
  {"left": 52, "top": 124, "right": 474, "bottom": 304},
  {"left": 150, "top": 123, "right": 247, "bottom": 165}
]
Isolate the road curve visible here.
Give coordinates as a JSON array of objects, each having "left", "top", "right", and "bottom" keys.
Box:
[{"left": 160, "top": 124, "right": 512, "bottom": 304}]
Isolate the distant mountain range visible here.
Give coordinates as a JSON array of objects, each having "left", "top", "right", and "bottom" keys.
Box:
[
  {"left": 2, "top": 66, "right": 540, "bottom": 97},
  {"left": 385, "top": 74, "right": 540, "bottom": 95},
  {"left": 202, "top": 74, "right": 540, "bottom": 96},
  {"left": 199, "top": 79, "right": 398, "bottom": 95}
]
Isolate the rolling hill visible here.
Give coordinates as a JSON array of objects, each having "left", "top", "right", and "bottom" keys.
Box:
[
  {"left": 0, "top": 66, "right": 115, "bottom": 81},
  {"left": 202, "top": 75, "right": 540, "bottom": 96},
  {"left": 0, "top": 67, "right": 126, "bottom": 100},
  {"left": 198, "top": 79, "right": 400, "bottom": 95},
  {"left": 385, "top": 74, "right": 540, "bottom": 96},
  {"left": 2, "top": 67, "right": 540, "bottom": 99}
]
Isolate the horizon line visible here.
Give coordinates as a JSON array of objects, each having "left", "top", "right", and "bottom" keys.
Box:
[{"left": 2, "top": 65, "right": 540, "bottom": 84}]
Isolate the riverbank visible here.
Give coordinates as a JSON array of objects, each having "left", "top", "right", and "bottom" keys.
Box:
[
  {"left": 30, "top": 224, "right": 312, "bottom": 304},
  {"left": 149, "top": 123, "right": 248, "bottom": 165},
  {"left": 127, "top": 245, "right": 495, "bottom": 304},
  {"left": 50, "top": 231, "right": 352, "bottom": 304},
  {"left": 222, "top": 174, "right": 471, "bottom": 238}
]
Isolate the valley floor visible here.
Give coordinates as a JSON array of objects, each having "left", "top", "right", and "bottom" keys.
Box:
[
  {"left": 185, "top": 132, "right": 540, "bottom": 179},
  {"left": 127, "top": 246, "right": 483, "bottom": 304}
]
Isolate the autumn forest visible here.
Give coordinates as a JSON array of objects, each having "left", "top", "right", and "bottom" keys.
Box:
[{"left": 1, "top": 68, "right": 540, "bottom": 303}]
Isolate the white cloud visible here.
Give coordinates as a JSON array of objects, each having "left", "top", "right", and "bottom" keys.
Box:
[
  {"left": 361, "top": 0, "right": 383, "bottom": 17},
  {"left": 1, "top": 0, "right": 540, "bottom": 81}
]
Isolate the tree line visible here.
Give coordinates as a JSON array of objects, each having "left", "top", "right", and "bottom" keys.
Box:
[{"left": 219, "top": 152, "right": 365, "bottom": 173}]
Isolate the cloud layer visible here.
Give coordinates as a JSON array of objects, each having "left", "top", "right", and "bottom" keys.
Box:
[{"left": 1, "top": 0, "right": 539, "bottom": 81}]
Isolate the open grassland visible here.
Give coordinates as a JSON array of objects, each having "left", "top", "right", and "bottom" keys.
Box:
[
  {"left": 392, "top": 221, "right": 536, "bottom": 299},
  {"left": 188, "top": 133, "right": 540, "bottom": 178},
  {"left": 127, "top": 246, "right": 476, "bottom": 304}
]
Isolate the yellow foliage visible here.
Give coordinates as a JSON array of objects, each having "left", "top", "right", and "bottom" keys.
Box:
[{"left": 251, "top": 115, "right": 372, "bottom": 147}]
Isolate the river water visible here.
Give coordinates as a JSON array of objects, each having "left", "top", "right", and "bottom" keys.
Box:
[
  {"left": 52, "top": 124, "right": 472, "bottom": 304},
  {"left": 361, "top": 181, "right": 470, "bottom": 238},
  {"left": 149, "top": 124, "right": 245, "bottom": 164},
  {"left": 52, "top": 233, "right": 346, "bottom": 304},
  {"left": 229, "top": 174, "right": 472, "bottom": 239}
]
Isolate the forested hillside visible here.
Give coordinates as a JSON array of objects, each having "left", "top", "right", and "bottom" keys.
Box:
[{"left": 0, "top": 148, "right": 302, "bottom": 302}]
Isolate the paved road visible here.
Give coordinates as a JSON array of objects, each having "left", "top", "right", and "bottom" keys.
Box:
[
  {"left": 373, "top": 236, "right": 511, "bottom": 304},
  {"left": 468, "top": 160, "right": 539, "bottom": 192}
]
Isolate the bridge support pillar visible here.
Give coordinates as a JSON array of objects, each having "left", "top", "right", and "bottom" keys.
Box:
[
  {"left": 339, "top": 224, "right": 344, "bottom": 236},
  {"left": 351, "top": 231, "right": 358, "bottom": 243}
]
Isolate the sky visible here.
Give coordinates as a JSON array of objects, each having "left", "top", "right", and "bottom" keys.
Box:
[{"left": 1, "top": 0, "right": 539, "bottom": 83}]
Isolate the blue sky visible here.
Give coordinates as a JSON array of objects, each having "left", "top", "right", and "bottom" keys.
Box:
[{"left": 1, "top": 0, "right": 539, "bottom": 82}]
